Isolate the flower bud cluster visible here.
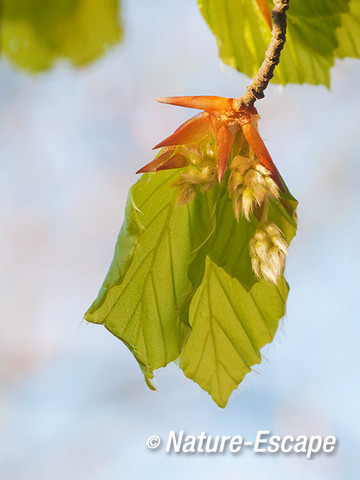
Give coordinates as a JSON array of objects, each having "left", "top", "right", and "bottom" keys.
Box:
[
  {"left": 228, "top": 155, "right": 280, "bottom": 221},
  {"left": 173, "top": 163, "right": 218, "bottom": 205},
  {"left": 249, "top": 222, "right": 288, "bottom": 284}
]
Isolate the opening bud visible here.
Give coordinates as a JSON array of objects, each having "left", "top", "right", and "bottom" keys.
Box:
[{"left": 249, "top": 222, "right": 288, "bottom": 283}]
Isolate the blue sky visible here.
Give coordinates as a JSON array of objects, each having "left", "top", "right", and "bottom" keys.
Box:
[{"left": 0, "top": 1, "right": 359, "bottom": 478}]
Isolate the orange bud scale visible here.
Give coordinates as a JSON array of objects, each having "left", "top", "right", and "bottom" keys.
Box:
[{"left": 138, "top": 95, "right": 285, "bottom": 193}]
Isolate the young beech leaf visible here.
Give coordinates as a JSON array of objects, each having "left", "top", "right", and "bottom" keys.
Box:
[
  {"left": 85, "top": 168, "right": 297, "bottom": 406},
  {"left": 86, "top": 95, "right": 298, "bottom": 407},
  {"left": 178, "top": 180, "right": 296, "bottom": 407},
  {"left": 0, "top": 0, "right": 122, "bottom": 72},
  {"left": 198, "top": 0, "right": 352, "bottom": 86},
  {"left": 85, "top": 170, "right": 218, "bottom": 387},
  {"left": 180, "top": 257, "right": 289, "bottom": 408}
]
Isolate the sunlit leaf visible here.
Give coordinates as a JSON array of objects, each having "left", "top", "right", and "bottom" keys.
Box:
[
  {"left": 85, "top": 161, "right": 297, "bottom": 406},
  {"left": 178, "top": 179, "right": 297, "bottom": 407},
  {"left": 198, "top": 0, "right": 353, "bottom": 86},
  {"left": 336, "top": 0, "right": 360, "bottom": 58},
  {"left": 180, "top": 257, "right": 289, "bottom": 408},
  {"left": 0, "top": 0, "right": 122, "bottom": 72},
  {"left": 85, "top": 171, "right": 217, "bottom": 386}
]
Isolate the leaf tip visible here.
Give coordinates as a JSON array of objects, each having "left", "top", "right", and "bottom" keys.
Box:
[{"left": 140, "top": 364, "right": 156, "bottom": 391}]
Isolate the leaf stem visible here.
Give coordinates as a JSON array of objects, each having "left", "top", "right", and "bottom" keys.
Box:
[{"left": 238, "top": 0, "right": 290, "bottom": 108}]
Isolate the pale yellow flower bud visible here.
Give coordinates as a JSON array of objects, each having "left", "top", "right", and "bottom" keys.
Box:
[
  {"left": 177, "top": 185, "right": 196, "bottom": 205},
  {"left": 249, "top": 222, "right": 288, "bottom": 284},
  {"left": 254, "top": 163, "right": 271, "bottom": 176},
  {"left": 232, "top": 188, "right": 243, "bottom": 221},
  {"left": 259, "top": 263, "right": 279, "bottom": 285},
  {"left": 244, "top": 169, "right": 265, "bottom": 188},
  {"left": 271, "top": 236, "right": 288, "bottom": 256},
  {"left": 252, "top": 183, "right": 268, "bottom": 206},
  {"left": 230, "top": 155, "right": 253, "bottom": 174},
  {"left": 180, "top": 171, "right": 203, "bottom": 184},
  {"left": 242, "top": 188, "right": 256, "bottom": 220},
  {"left": 253, "top": 229, "right": 267, "bottom": 242},
  {"left": 174, "top": 164, "right": 217, "bottom": 193},
  {"left": 200, "top": 165, "right": 217, "bottom": 183},
  {"left": 264, "top": 222, "right": 281, "bottom": 237},
  {"left": 254, "top": 239, "right": 268, "bottom": 259},
  {"left": 228, "top": 170, "right": 244, "bottom": 196},
  {"left": 264, "top": 176, "right": 280, "bottom": 198},
  {"left": 176, "top": 146, "right": 201, "bottom": 166},
  {"left": 251, "top": 257, "right": 261, "bottom": 279},
  {"left": 228, "top": 154, "right": 282, "bottom": 221}
]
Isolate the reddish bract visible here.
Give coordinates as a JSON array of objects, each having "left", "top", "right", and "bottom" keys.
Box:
[{"left": 137, "top": 95, "right": 285, "bottom": 192}]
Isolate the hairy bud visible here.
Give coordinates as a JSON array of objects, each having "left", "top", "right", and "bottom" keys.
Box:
[
  {"left": 241, "top": 188, "right": 256, "bottom": 220},
  {"left": 177, "top": 184, "right": 197, "bottom": 205},
  {"left": 249, "top": 222, "right": 288, "bottom": 283},
  {"left": 173, "top": 163, "right": 217, "bottom": 204},
  {"left": 228, "top": 155, "right": 280, "bottom": 221}
]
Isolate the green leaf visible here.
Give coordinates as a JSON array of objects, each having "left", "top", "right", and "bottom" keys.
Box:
[
  {"left": 209, "top": 190, "right": 258, "bottom": 290},
  {"left": 180, "top": 257, "right": 289, "bottom": 408},
  {"left": 86, "top": 166, "right": 297, "bottom": 406},
  {"left": 274, "top": 0, "right": 351, "bottom": 86},
  {"left": 0, "top": 0, "right": 122, "bottom": 72},
  {"left": 198, "top": 0, "right": 270, "bottom": 80},
  {"left": 85, "top": 171, "right": 217, "bottom": 386},
  {"left": 336, "top": 0, "right": 360, "bottom": 58},
  {"left": 178, "top": 181, "right": 297, "bottom": 407},
  {"left": 198, "top": 0, "right": 354, "bottom": 86}
]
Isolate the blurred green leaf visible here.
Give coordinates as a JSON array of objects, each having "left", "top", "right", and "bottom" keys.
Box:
[
  {"left": 0, "top": 0, "right": 122, "bottom": 72},
  {"left": 85, "top": 166, "right": 297, "bottom": 406},
  {"left": 198, "top": 0, "right": 358, "bottom": 86},
  {"left": 336, "top": 0, "right": 360, "bottom": 58}
]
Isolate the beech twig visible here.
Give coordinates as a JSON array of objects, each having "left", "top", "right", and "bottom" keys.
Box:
[{"left": 238, "top": 0, "right": 290, "bottom": 108}]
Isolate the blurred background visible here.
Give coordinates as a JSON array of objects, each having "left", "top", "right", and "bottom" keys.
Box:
[{"left": 0, "top": 0, "right": 359, "bottom": 478}]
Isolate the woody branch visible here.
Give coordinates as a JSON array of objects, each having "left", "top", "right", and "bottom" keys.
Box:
[{"left": 238, "top": 0, "right": 290, "bottom": 108}]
